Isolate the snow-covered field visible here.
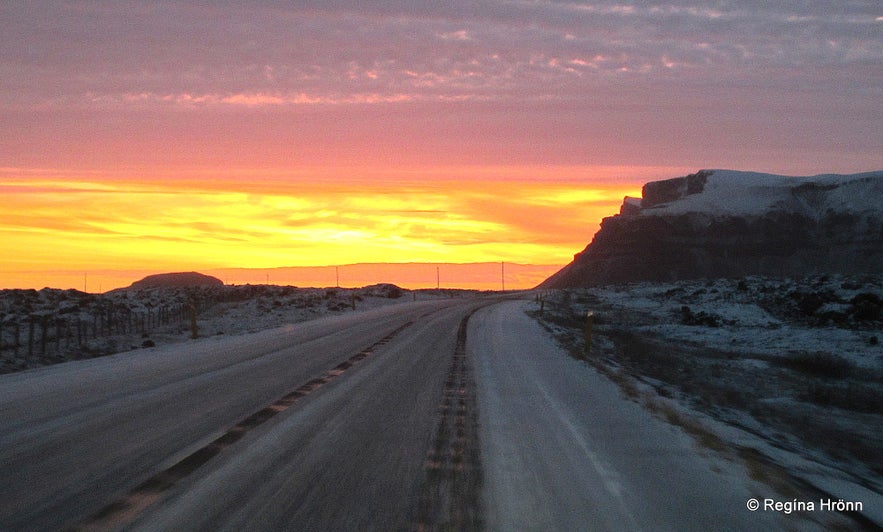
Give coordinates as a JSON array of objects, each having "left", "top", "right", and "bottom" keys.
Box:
[
  {"left": 639, "top": 169, "right": 883, "bottom": 218},
  {"left": 531, "top": 274, "right": 882, "bottom": 524},
  {"left": 0, "top": 284, "right": 471, "bottom": 374}
]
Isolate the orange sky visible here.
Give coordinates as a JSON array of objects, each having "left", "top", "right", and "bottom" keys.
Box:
[
  {"left": 2, "top": 3, "right": 879, "bottom": 291},
  {"left": 0, "top": 165, "right": 673, "bottom": 291}
]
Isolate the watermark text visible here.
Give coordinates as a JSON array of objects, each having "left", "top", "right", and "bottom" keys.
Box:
[{"left": 746, "top": 498, "right": 863, "bottom": 514}]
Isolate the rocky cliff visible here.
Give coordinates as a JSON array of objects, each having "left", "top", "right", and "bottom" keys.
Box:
[{"left": 539, "top": 170, "right": 883, "bottom": 288}]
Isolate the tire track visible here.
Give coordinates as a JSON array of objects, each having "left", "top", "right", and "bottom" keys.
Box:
[
  {"left": 413, "top": 311, "right": 483, "bottom": 531},
  {"left": 74, "top": 320, "right": 415, "bottom": 531}
]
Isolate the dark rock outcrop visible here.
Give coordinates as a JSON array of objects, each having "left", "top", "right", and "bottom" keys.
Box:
[
  {"left": 539, "top": 170, "right": 883, "bottom": 288},
  {"left": 641, "top": 170, "right": 711, "bottom": 209}
]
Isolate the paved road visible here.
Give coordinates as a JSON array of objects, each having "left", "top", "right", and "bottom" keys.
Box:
[
  {"left": 0, "top": 296, "right": 839, "bottom": 530},
  {"left": 0, "top": 297, "right": 488, "bottom": 530}
]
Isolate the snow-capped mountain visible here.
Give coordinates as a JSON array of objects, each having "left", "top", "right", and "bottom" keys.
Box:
[{"left": 539, "top": 169, "right": 883, "bottom": 288}]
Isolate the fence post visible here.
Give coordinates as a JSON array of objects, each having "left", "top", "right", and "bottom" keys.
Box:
[
  {"left": 28, "top": 317, "right": 35, "bottom": 358},
  {"left": 14, "top": 320, "right": 20, "bottom": 357},
  {"left": 40, "top": 315, "right": 48, "bottom": 356},
  {"left": 583, "top": 311, "right": 594, "bottom": 358},
  {"left": 54, "top": 317, "right": 60, "bottom": 354},
  {"left": 189, "top": 301, "right": 198, "bottom": 339}
]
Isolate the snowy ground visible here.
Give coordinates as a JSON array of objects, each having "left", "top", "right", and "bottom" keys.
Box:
[
  {"left": 530, "top": 274, "right": 882, "bottom": 527},
  {"left": 0, "top": 284, "right": 473, "bottom": 374}
]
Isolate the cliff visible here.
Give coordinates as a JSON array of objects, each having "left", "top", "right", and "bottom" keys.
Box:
[{"left": 539, "top": 170, "right": 883, "bottom": 288}]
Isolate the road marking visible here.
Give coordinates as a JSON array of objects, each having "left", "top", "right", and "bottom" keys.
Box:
[
  {"left": 413, "top": 311, "right": 483, "bottom": 531},
  {"left": 75, "top": 320, "right": 414, "bottom": 531}
]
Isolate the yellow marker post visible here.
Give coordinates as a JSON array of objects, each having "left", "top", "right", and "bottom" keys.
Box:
[{"left": 584, "top": 311, "right": 594, "bottom": 357}]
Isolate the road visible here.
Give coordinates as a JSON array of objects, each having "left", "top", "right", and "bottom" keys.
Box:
[{"left": 0, "top": 296, "right": 821, "bottom": 530}]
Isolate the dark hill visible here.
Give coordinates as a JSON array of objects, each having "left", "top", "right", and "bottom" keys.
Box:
[{"left": 126, "top": 272, "right": 224, "bottom": 290}]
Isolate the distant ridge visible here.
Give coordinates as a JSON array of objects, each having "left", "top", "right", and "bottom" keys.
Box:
[
  {"left": 207, "top": 262, "right": 560, "bottom": 291},
  {"left": 125, "top": 272, "right": 224, "bottom": 290},
  {"left": 539, "top": 169, "right": 883, "bottom": 288}
]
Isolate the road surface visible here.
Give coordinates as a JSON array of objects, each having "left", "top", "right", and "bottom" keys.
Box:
[{"left": 0, "top": 296, "right": 829, "bottom": 530}]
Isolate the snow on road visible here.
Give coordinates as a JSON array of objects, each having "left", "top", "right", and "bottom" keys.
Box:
[
  {"left": 471, "top": 300, "right": 823, "bottom": 531},
  {"left": 2, "top": 294, "right": 872, "bottom": 529},
  {"left": 0, "top": 300, "right": 454, "bottom": 530}
]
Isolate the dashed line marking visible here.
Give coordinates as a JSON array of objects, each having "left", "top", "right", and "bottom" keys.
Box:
[{"left": 75, "top": 320, "right": 414, "bottom": 531}]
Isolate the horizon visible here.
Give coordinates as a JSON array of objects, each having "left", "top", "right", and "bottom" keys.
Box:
[
  {"left": 2, "top": 2, "right": 880, "bottom": 291},
  {"left": 2, "top": 262, "right": 564, "bottom": 293}
]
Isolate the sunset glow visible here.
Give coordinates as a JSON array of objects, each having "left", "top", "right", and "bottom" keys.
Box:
[
  {"left": 1, "top": 166, "right": 651, "bottom": 290},
  {"left": 1, "top": 2, "right": 880, "bottom": 290}
]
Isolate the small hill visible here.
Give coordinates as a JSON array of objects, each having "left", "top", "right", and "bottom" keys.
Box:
[
  {"left": 539, "top": 169, "right": 883, "bottom": 288},
  {"left": 126, "top": 272, "right": 224, "bottom": 290}
]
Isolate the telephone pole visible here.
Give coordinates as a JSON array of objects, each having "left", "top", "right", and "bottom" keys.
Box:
[{"left": 501, "top": 261, "right": 505, "bottom": 291}]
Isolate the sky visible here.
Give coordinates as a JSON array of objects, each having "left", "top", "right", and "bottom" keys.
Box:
[{"left": 2, "top": 1, "right": 881, "bottom": 290}]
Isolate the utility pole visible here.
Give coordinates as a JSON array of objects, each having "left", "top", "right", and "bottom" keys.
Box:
[
  {"left": 436, "top": 266, "right": 440, "bottom": 290},
  {"left": 501, "top": 261, "right": 505, "bottom": 291},
  {"left": 84, "top": 272, "right": 87, "bottom": 293},
  {"left": 336, "top": 266, "right": 340, "bottom": 288}
]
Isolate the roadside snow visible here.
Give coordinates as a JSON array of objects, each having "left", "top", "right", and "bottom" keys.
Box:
[
  {"left": 0, "top": 285, "right": 469, "bottom": 374},
  {"left": 471, "top": 301, "right": 828, "bottom": 530},
  {"left": 532, "top": 275, "right": 882, "bottom": 528},
  {"left": 640, "top": 170, "right": 883, "bottom": 217},
  {"left": 589, "top": 276, "right": 882, "bottom": 369}
]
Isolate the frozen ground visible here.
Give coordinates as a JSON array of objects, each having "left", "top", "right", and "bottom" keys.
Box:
[
  {"left": 531, "top": 274, "right": 882, "bottom": 527},
  {"left": 1, "top": 277, "right": 879, "bottom": 528},
  {"left": 0, "top": 284, "right": 472, "bottom": 374}
]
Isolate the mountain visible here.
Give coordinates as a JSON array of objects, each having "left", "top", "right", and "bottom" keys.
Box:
[
  {"left": 124, "top": 271, "right": 224, "bottom": 290},
  {"left": 539, "top": 169, "right": 883, "bottom": 288}
]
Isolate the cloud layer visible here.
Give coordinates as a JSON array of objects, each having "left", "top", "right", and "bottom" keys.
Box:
[{"left": 2, "top": 1, "right": 881, "bottom": 171}]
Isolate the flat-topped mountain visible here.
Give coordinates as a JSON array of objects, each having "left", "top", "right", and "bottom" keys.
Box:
[
  {"left": 124, "top": 272, "right": 224, "bottom": 290},
  {"left": 539, "top": 169, "right": 883, "bottom": 288}
]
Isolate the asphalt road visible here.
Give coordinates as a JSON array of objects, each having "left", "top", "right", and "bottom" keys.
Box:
[
  {"left": 0, "top": 297, "right": 488, "bottom": 530},
  {"left": 0, "top": 295, "right": 837, "bottom": 530}
]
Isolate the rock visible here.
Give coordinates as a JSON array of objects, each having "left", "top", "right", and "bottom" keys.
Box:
[
  {"left": 641, "top": 170, "right": 711, "bottom": 209},
  {"left": 539, "top": 169, "right": 883, "bottom": 288}
]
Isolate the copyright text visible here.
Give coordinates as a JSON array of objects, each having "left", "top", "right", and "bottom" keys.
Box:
[{"left": 746, "top": 498, "right": 863, "bottom": 514}]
